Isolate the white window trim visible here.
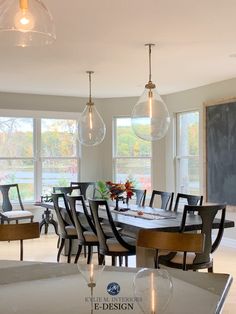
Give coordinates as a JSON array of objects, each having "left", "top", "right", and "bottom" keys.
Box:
[{"left": 175, "top": 110, "right": 200, "bottom": 194}]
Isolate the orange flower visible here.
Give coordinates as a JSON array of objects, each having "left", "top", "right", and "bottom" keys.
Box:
[{"left": 106, "top": 180, "right": 134, "bottom": 200}]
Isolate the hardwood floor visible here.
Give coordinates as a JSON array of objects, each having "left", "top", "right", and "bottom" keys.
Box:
[{"left": 0, "top": 234, "right": 235, "bottom": 313}]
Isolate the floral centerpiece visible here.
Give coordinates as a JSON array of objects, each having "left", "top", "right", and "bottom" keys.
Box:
[
  {"left": 106, "top": 180, "right": 134, "bottom": 211},
  {"left": 106, "top": 181, "right": 133, "bottom": 200},
  {"left": 95, "top": 180, "right": 134, "bottom": 211}
]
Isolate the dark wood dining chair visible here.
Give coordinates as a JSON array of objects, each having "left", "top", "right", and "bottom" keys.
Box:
[
  {"left": 53, "top": 186, "right": 80, "bottom": 197},
  {"left": 149, "top": 190, "right": 174, "bottom": 211},
  {"left": 159, "top": 204, "right": 226, "bottom": 272},
  {"left": 67, "top": 195, "right": 100, "bottom": 264},
  {"left": 131, "top": 188, "right": 147, "bottom": 206},
  {"left": 51, "top": 193, "right": 78, "bottom": 263},
  {"left": 52, "top": 186, "right": 81, "bottom": 248},
  {"left": 173, "top": 193, "right": 203, "bottom": 212},
  {"left": 0, "top": 222, "right": 40, "bottom": 260},
  {"left": 89, "top": 199, "right": 136, "bottom": 266},
  {"left": 70, "top": 182, "right": 95, "bottom": 199},
  {"left": 0, "top": 184, "right": 34, "bottom": 224},
  {"left": 136, "top": 229, "right": 205, "bottom": 270}
]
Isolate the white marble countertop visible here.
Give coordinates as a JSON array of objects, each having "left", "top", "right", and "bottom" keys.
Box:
[{"left": 0, "top": 260, "right": 232, "bottom": 314}]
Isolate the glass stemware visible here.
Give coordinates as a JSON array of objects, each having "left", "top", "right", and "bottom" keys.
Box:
[
  {"left": 77, "top": 263, "right": 105, "bottom": 288},
  {"left": 77, "top": 263, "right": 105, "bottom": 313}
]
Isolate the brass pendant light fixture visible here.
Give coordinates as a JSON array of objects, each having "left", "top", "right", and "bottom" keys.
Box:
[
  {"left": 131, "top": 44, "right": 170, "bottom": 141},
  {"left": 77, "top": 71, "right": 106, "bottom": 146},
  {"left": 0, "top": 0, "right": 56, "bottom": 47}
]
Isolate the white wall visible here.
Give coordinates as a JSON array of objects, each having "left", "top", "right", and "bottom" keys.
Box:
[{"left": 1, "top": 77, "right": 236, "bottom": 191}]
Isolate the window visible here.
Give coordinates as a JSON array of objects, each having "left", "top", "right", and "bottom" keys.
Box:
[
  {"left": 41, "top": 118, "right": 78, "bottom": 194},
  {"left": 0, "top": 117, "right": 34, "bottom": 201},
  {"left": 0, "top": 114, "right": 79, "bottom": 202},
  {"left": 176, "top": 111, "right": 200, "bottom": 195},
  {"left": 113, "top": 117, "right": 152, "bottom": 193}
]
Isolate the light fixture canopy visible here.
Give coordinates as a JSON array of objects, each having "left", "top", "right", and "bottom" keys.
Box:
[
  {"left": 0, "top": 0, "right": 56, "bottom": 47},
  {"left": 77, "top": 71, "right": 106, "bottom": 147},
  {"left": 131, "top": 43, "right": 170, "bottom": 141}
]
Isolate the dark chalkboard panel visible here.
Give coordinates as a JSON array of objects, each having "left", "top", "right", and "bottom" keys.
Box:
[{"left": 206, "top": 101, "right": 236, "bottom": 205}]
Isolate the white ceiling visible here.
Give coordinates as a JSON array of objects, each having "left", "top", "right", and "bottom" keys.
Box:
[{"left": 1, "top": 0, "right": 236, "bottom": 98}]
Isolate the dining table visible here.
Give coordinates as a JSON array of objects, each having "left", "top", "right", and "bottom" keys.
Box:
[
  {"left": 36, "top": 200, "right": 235, "bottom": 237},
  {"left": 0, "top": 260, "right": 232, "bottom": 314}
]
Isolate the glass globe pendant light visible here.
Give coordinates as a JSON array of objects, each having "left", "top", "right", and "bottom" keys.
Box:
[
  {"left": 131, "top": 44, "right": 170, "bottom": 141},
  {"left": 0, "top": 0, "right": 56, "bottom": 47},
  {"left": 133, "top": 268, "right": 173, "bottom": 314},
  {"left": 77, "top": 71, "right": 106, "bottom": 146}
]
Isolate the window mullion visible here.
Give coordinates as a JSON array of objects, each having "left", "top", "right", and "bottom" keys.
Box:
[{"left": 34, "top": 118, "right": 42, "bottom": 201}]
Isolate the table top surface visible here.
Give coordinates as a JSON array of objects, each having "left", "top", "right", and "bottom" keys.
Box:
[
  {"left": 36, "top": 201, "right": 235, "bottom": 234},
  {"left": 0, "top": 260, "right": 232, "bottom": 314}
]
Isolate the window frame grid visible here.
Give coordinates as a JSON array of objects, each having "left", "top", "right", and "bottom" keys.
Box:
[
  {"left": 0, "top": 110, "right": 80, "bottom": 202},
  {"left": 112, "top": 116, "right": 152, "bottom": 190},
  {"left": 175, "top": 110, "right": 200, "bottom": 195}
]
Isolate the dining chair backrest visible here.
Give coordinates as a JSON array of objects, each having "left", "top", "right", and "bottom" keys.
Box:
[
  {"left": 53, "top": 186, "right": 80, "bottom": 196},
  {"left": 149, "top": 190, "right": 174, "bottom": 211},
  {"left": 173, "top": 193, "right": 203, "bottom": 212},
  {"left": 89, "top": 199, "right": 134, "bottom": 255},
  {"left": 68, "top": 195, "right": 97, "bottom": 235},
  {"left": 51, "top": 193, "right": 73, "bottom": 236},
  {"left": 88, "top": 199, "right": 108, "bottom": 254},
  {"left": 66, "top": 195, "right": 87, "bottom": 243},
  {"left": 180, "top": 204, "right": 226, "bottom": 265},
  {"left": 70, "top": 182, "right": 95, "bottom": 200},
  {"left": 0, "top": 222, "right": 40, "bottom": 261},
  {"left": 0, "top": 184, "right": 25, "bottom": 212},
  {"left": 131, "top": 188, "right": 146, "bottom": 207},
  {"left": 136, "top": 229, "right": 205, "bottom": 270}
]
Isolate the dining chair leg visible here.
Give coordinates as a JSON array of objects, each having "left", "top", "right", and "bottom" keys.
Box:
[
  {"left": 111, "top": 256, "right": 116, "bottom": 266},
  {"left": 98, "top": 254, "right": 105, "bottom": 265},
  {"left": 125, "top": 256, "right": 128, "bottom": 267},
  {"left": 57, "top": 236, "right": 60, "bottom": 248},
  {"left": 87, "top": 246, "right": 93, "bottom": 264},
  {"left": 67, "top": 238, "right": 72, "bottom": 263},
  {"left": 97, "top": 250, "right": 102, "bottom": 264},
  {"left": 208, "top": 266, "right": 213, "bottom": 273},
  {"left": 57, "top": 238, "right": 65, "bottom": 262},
  {"left": 84, "top": 246, "right": 87, "bottom": 258},
  {"left": 20, "top": 239, "right": 23, "bottom": 261},
  {"left": 74, "top": 245, "right": 83, "bottom": 263},
  {"left": 119, "top": 256, "right": 123, "bottom": 266}
]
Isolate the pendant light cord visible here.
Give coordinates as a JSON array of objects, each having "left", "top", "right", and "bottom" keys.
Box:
[
  {"left": 145, "top": 44, "right": 155, "bottom": 89},
  {"left": 86, "top": 70, "right": 94, "bottom": 104},
  {"left": 148, "top": 44, "right": 152, "bottom": 83},
  {"left": 89, "top": 72, "right": 92, "bottom": 103}
]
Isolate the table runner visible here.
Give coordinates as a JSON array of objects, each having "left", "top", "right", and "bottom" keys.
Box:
[{"left": 109, "top": 206, "right": 177, "bottom": 220}]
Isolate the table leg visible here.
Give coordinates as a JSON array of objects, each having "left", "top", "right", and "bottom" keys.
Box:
[{"left": 39, "top": 208, "right": 58, "bottom": 235}]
